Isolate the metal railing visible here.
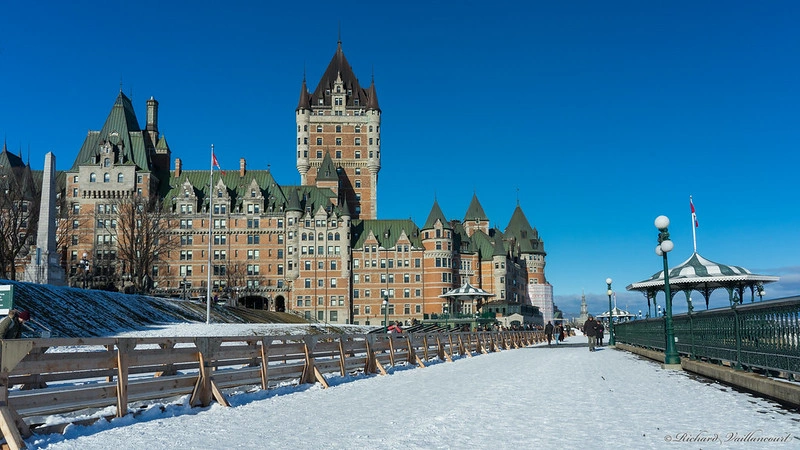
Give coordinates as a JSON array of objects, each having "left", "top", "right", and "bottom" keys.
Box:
[{"left": 614, "top": 296, "right": 800, "bottom": 377}]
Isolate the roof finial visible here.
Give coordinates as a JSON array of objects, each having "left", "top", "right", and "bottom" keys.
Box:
[
  {"left": 338, "top": 21, "right": 341, "bottom": 44},
  {"left": 119, "top": 75, "right": 123, "bottom": 93},
  {"left": 516, "top": 187, "right": 520, "bottom": 205}
]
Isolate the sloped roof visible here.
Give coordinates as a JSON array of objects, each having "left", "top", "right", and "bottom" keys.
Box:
[
  {"left": 350, "top": 219, "right": 422, "bottom": 249},
  {"left": 422, "top": 199, "right": 450, "bottom": 230},
  {"left": 70, "top": 91, "right": 152, "bottom": 171},
  {"left": 505, "top": 204, "right": 545, "bottom": 255},
  {"left": 316, "top": 151, "right": 339, "bottom": 181},
  {"left": 297, "top": 41, "right": 379, "bottom": 112},
  {"left": 464, "top": 193, "right": 488, "bottom": 222},
  {"left": 626, "top": 251, "right": 779, "bottom": 300},
  {"left": 438, "top": 282, "right": 495, "bottom": 299}
]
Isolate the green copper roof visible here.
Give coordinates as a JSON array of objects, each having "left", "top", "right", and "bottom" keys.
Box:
[
  {"left": 70, "top": 92, "right": 152, "bottom": 171},
  {"left": 505, "top": 204, "right": 545, "bottom": 255},
  {"left": 464, "top": 193, "right": 488, "bottom": 222},
  {"left": 422, "top": 199, "right": 450, "bottom": 230},
  {"left": 351, "top": 219, "right": 422, "bottom": 249},
  {"left": 316, "top": 151, "right": 339, "bottom": 182}
]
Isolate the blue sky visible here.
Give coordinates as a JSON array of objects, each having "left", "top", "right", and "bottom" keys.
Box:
[{"left": 1, "top": 1, "right": 798, "bottom": 317}]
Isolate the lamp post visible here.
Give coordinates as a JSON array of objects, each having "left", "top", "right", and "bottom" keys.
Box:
[
  {"left": 757, "top": 284, "right": 765, "bottom": 302},
  {"left": 182, "top": 277, "right": 187, "bottom": 300},
  {"left": 79, "top": 252, "right": 90, "bottom": 289},
  {"left": 606, "top": 278, "right": 615, "bottom": 346},
  {"left": 655, "top": 215, "right": 680, "bottom": 366},
  {"left": 382, "top": 294, "right": 389, "bottom": 333}
]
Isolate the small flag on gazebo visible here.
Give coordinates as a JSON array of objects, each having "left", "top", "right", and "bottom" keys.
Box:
[{"left": 690, "top": 197, "right": 698, "bottom": 228}]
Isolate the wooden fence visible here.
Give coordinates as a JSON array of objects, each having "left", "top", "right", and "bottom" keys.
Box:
[{"left": 0, "top": 330, "right": 542, "bottom": 449}]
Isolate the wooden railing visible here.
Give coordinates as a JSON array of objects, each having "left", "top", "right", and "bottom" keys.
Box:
[{"left": 0, "top": 330, "right": 542, "bottom": 449}]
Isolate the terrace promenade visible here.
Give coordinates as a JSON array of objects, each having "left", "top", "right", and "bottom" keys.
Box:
[{"left": 24, "top": 334, "right": 800, "bottom": 449}]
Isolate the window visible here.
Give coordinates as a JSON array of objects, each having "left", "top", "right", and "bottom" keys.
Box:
[
  {"left": 117, "top": 173, "right": 123, "bottom": 183},
  {"left": 214, "top": 234, "right": 227, "bottom": 245},
  {"left": 316, "top": 137, "right": 323, "bottom": 145},
  {"left": 335, "top": 150, "right": 341, "bottom": 159},
  {"left": 317, "top": 125, "right": 323, "bottom": 132},
  {"left": 335, "top": 125, "right": 342, "bottom": 132},
  {"left": 247, "top": 235, "right": 260, "bottom": 244},
  {"left": 355, "top": 180, "right": 361, "bottom": 188},
  {"left": 180, "top": 219, "right": 193, "bottom": 229},
  {"left": 180, "top": 235, "right": 193, "bottom": 245},
  {"left": 335, "top": 137, "right": 342, "bottom": 146},
  {"left": 90, "top": 173, "right": 96, "bottom": 182},
  {"left": 73, "top": 175, "right": 79, "bottom": 183},
  {"left": 104, "top": 173, "right": 110, "bottom": 183},
  {"left": 247, "top": 249, "right": 260, "bottom": 260},
  {"left": 355, "top": 137, "right": 361, "bottom": 146}
]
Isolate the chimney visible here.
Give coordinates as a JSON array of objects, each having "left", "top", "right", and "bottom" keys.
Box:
[
  {"left": 240, "top": 158, "right": 246, "bottom": 177},
  {"left": 146, "top": 97, "right": 159, "bottom": 133},
  {"left": 175, "top": 158, "right": 182, "bottom": 178}
]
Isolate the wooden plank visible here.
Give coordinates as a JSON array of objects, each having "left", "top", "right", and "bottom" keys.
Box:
[{"left": 0, "top": 405, "right": 25, "bottom": 450}]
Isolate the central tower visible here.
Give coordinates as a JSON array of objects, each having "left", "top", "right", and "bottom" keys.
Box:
[{"left": 296, "top": 41, "right": 381, "bottom": 219}]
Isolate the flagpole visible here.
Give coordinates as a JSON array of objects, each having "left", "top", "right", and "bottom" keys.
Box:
[
  {"left": 207, "top": 144, "right": 214, "bottom": 324},
  {"left": 690, "top": 195, "right": 697, "bottom": 253}
]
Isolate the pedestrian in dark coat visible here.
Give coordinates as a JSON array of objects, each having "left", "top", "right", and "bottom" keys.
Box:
[
  {"left": 0, "top": 310, "right": 30, "bottom": 339},
  {"left": 583, "top": 316, "right": 598, "bottom": 352},
  {"left": 544, "top": 321, "right": 554, "bottom": 345}
]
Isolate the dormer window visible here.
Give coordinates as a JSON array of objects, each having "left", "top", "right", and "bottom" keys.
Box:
[
  {"left": 104, "top": 158, "right": 110, "bottom": 167},
  {"left": 217, "top": 190, "right": 223, "bottom": 198},
  {"left": 251, "top": 189, "right": 256, "bottom": 198}
]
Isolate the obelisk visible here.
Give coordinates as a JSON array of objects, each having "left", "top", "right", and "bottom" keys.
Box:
[{"left": 23, "top": 152, "right": 66, "bottom": 285}]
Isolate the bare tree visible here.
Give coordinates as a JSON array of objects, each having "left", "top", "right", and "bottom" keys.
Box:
[
  {"left": 0, "top": 169, "right": 39, "bottom": 279},
  {"left": 114, "top": 195, "right": 178, "bottom": 293}
]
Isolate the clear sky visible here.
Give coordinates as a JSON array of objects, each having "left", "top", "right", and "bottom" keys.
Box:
[{"left": 2, "top": 1, "right": 798, "bottom": 316}]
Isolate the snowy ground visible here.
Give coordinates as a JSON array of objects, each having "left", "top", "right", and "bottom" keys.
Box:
[{"left": 26, "top": 328, "right": 800, "bottom": 450}]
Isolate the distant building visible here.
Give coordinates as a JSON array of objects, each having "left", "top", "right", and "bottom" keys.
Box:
[{"left": 11, "top": 41, "right": 553, "bottom": 326}]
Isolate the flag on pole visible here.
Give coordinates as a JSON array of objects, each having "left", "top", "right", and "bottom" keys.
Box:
[
  {"left": 690, "top": 197, "right": 698, "bottom": 228},
  {"left": 212, "top": 151, "right": 225, "bottom": 175}
]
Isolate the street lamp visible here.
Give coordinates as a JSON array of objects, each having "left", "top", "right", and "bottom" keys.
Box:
[
  {"left": 79, "top": 252, "right": 90, "bottom": 289},
  {"left": 757, "top": 284, "right": 765, "bottom": 302},
  {"left": 655, "top": 215, "right": 680, "bottom": 366},
  {"left": 606, "top": 278, "right": 615, "bottom": 346},
  {"left": 382, "top": 294, "right": 389, "bottom": 333}
]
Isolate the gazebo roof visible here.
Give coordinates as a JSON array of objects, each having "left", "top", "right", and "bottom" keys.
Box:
[
  {"left": 596, "top": 306, "right": 635, "bottom": 318},
  {"left": 626, "top": 252, "right": 779, "bottom": 291},
  {"left": 438, "top": 282, "right": 495, "bottom": 299}
]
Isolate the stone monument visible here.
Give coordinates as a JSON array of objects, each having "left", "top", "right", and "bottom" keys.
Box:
[{"left": 23, "top": 152, "right": 66, "bottom": 286}]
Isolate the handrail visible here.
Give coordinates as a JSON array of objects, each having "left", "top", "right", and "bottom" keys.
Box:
[
  {"left": 614, "top": 297, "right": 800, "bottom": 378},
  {"left": 0, "top": 329, "right": 544, "bottom": 449}
]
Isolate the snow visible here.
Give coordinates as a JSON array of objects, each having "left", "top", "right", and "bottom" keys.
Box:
[{"left": 24, "top": 328, "right": 800, "bottom": 449}]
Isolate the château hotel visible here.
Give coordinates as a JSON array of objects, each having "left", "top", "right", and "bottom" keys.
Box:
[{"left": 5, "top": 41, "right": 554, "bottom": 326}]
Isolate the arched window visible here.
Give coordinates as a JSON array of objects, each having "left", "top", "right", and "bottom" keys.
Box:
[
  {"left": 117, "top": 173, "right": 124, "bottom": 183},
  {"left": 90, "top": 173, "right": 97, "bottom": 182},
  {"left": 103, "top": 173, "right": 110, "bottom": 183},
  {"left": 318, "top": 233, "right": 324, "bottom": 241},
  {"left": 104, "top": 158, "right": 110, "bottom": 167}
]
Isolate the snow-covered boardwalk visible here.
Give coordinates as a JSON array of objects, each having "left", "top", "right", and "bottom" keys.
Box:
[{"left": 31, "top": 335, "right": 800, "bottom": 449}]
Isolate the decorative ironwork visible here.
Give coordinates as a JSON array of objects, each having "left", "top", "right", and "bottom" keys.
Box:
[{"left": 615, "top": 297, "right": 800, "bottom": 378}]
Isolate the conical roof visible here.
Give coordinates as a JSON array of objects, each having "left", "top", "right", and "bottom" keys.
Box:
[
  {"left": 628, "top": 252, "right": 779, "bottom": 289},
  {"left": 422, "top": 199, "right": 450, "bottom": 230},
  {"left": 464, "top": 193, "right": 488, "bottom": 222}
]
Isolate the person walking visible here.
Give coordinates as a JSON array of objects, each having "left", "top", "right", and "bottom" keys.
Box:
[
  {"left": 0, "top": 309, "right": 30, "bottom": 339},
  {"left": 597, "top": 321, "right": 605, "bottom": 346},
  {"left": 583, "top": 316, "right": 598, "bottom": 352},
  {"left": 544, "top": 321, "right": 554, "bottom": 345},
  {"left": 557, "top": 324, "right": 565, "bottom": 343}
]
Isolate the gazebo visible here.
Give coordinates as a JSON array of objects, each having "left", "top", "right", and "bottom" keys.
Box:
[
  {"left": 438, "top": 282, "right": 495, "bottom": 315},
  {"left": 626, "top": 251, "right": 779, "bottom": 315},
  {"left": 596, "top": 306, "right": 636, "bottom": 323}
]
